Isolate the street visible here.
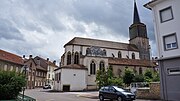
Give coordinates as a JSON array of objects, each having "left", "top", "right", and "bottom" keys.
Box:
[{"left": 24, "top": 88, "right": 161, "bottom": 101}]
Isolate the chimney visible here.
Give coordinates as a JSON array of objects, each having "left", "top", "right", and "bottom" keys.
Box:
[
  {"left": 53, "top": 60, "right": 56, "bottom": 65},
  {"left": 23, "top": 55, "right": 25, "bottom": 59},
  {"left": 29, "top": 55, "right": 32, "bottom": 59}
]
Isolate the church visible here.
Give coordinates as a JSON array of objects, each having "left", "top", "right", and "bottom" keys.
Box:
[{"left": 54, "top": 1, "right": 156, "bottom": 91}]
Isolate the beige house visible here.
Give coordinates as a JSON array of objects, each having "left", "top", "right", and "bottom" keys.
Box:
[{"left": 0, "top": 49, "right": 24, "bottom": 72}]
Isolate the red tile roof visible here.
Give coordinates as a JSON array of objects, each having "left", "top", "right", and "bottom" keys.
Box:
[
  {"left": 108, "top": 58, "right": 157, "bottom": 67},
  {"left": 61, "top": 64, "right": 88, "bottom": 70},
  {"left": 0, "top": 49, "right": 23, "bottom": 65}
]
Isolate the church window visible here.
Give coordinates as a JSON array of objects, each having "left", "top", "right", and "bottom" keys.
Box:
[
  {"left": 90, "top": 60, "right": 96, "bottom": 75},
  {"left": 74, "top": 52, "right": 79, "bottom": 64},
  {"left": 160, "top": 6, "right": 173, "bottom": 23},
  {"left": 103, "top": 49, "right": 106, "bottom": 56},
  {"left": 99, "top": 61, "right": 105, "bottom": 71},
  {"left": 86, "top": 48, "right": 91, "bottom": 55},
  {"left": 118, "top": 51, "right": 122, "bottom": 58},
  {"left": 132, "top": 53, "right": 135, "bottom": 59},
  {"left": 67, "top": 51, "right": 71, "bottom": 65},
  {"left": 139, "top": 67, "right": 142, "bottom": 75}
]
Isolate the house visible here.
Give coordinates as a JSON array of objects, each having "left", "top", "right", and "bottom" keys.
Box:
[
  {"left": 24, "top": 56, "right": 58, "bottom": 89},
  {"left": 47, "top": 60, "right": 58, "bottom": 87},
  {"left": 145, "top": 0, "right": 180, "bottom": 100},
  {"left": 0, "top": 49, "right": 24, "bottom": 72},
  {"left": 54, "top": 1, "right": 156, "bottom": 91}
]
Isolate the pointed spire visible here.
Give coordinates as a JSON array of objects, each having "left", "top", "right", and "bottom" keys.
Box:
[{"left": 133, "top": 0, "right": 141, "bottom": 24}]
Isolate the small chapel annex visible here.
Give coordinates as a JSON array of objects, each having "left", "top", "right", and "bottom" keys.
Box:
[{"left": 54, "top": 1, "right": 156, "bottom": 91}]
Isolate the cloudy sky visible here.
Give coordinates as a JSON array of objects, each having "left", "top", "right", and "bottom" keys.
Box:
[{"left": 0, "top": 0, "right": 156, "bottom": 64}]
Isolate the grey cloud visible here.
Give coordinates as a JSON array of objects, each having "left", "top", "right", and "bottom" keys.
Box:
[{"left": 0, "top": 19, "right": 23, "bottom": 40}]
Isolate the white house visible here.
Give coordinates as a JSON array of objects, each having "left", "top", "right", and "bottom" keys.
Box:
[
  {"left": 54, "top": 1, "right": 156, "bottom": 91},
  {"left": 145, "top": 0, "right": 180, "bottom": 100},
  {"left": 47, "top": 60, "right": 58, "bottom": 87}
]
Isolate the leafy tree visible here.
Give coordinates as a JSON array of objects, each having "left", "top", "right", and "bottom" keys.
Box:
[
  {"left": 152, "top": 72, "right": 160, "bottom": 82},
  {"left": 96, "top": 67, "right": 123, "bottom": 88},
  {"left": 133, "top": 74, "right": 144, "bottom": 82},
  {"left": 123, "top": 68, "right": 135, "bottom": 86},
  {"left": 144, "top": 69, "right": 153, "bottom": 79},
  {"left": 0, "top": 71, "right": 26, "bottom": 100}
]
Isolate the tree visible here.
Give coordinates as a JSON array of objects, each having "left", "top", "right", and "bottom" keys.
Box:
[
  {"left": 96, "top": 67, "right": 123, "bottom": 88},
  {"left": 0, "top": 71, "right": 26, "bottom": 100},
  {"left": 123, "top": 68, "right": 135, "bottom": 86},
  {"left": 144, "top": 69, "right": 154, "bottom": 83},
  {"left": 152, "top": 71, "right": 160, "bottom": 82},
  {"left": 133, "top": 74, "right": 144, "bottom": 82}
]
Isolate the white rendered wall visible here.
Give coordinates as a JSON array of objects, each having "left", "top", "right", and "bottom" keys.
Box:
[
  {"left": 54, "top": 69, "right": 61, "bottom": 91},
  {"left": 61, "top": 69, "right": 87, "bottom": 91},
  {"left": 152, "top": 0, "right": 180, "bottom": 58}
]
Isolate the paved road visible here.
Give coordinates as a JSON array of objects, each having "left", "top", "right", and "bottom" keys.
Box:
[
  {"left": 24, "top": 88, "right": 161, "bottom": 101},
  {"left": 25, "top": 89, "right": 96, "bottom": 101}
]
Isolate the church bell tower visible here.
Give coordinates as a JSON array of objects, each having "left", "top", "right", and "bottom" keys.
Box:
[{"left": 129, "top": 1, "right": 150, "bottom": 60}]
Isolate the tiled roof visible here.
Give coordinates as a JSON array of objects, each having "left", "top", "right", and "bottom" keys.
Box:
[
  {"left": 33, "top": 56, "right": 58, "bottom": 71},
  {"left": 0, "top": 49, "right": 23, "bottom": 65},
  {"left": 64, "top": 37, "right": 139, "bottom": 51},
  {"left": 108, "top": 58, "right": 156, "bottom": 67},
  {"left": 61, "top": 64, "right": 88, "bottom": 70}
]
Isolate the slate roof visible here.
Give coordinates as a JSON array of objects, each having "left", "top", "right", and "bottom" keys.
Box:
[
  {"left": 108, "top": 58, "right": 157, "bottom": 67},
  {"left": 0, "top": 49, "right": 23, "bottom": 65},
  {"left": 64, "top": 37, "right": 139, "bottom": 51}
]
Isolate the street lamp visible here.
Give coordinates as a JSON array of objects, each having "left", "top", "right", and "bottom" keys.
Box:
[{"left": 22, "top": 65, "right": 29, "bottom": 100}]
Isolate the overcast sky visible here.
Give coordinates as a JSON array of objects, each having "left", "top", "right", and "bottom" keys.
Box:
[{"left": 0, "top": 0, "right": 156, "bottom": 64}]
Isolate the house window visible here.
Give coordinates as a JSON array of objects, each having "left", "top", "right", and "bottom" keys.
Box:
[
  {"left": 139, "top": 67, "right": 142, "bottom": 75},
  {"left": 90, "top": 61, "right": 96, "bottom": 75},
  {"left": 74, "top": 52, "right": 79, "bottom": 64},
  {"left": 160, "top": 6, "right": 173, "bottom": 23},
  {"left": 67, "top": 51, "right": 71, "bottom": 65},
  {"left": 99, "top": 61, "right": 105, "bottom": 71},
  {"left": 118, "top": 51, "right": 122, "bottom": 58},
  {"left": 163, "top": 33, "right": 178, "bottom": 50},
  {"left": 4, "top": 65, "right": 7, "bottom": 71},
  {"left": 132, "top": 53, "right": 135, "bottom": 59}
]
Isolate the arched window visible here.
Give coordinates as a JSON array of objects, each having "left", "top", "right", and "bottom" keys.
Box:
[
  {"left": 86, "top": 48, "right": 91, "bottom": 55},
  {"left": 139, "top": 67, "right": 142, "bottom": 75},
  {"left": 74, "top": 52, "right": 79, "bottom": 64},
  {"left": 90, "top": 61, "right": 96, "bottom": 75},
  {"left": 67, "top": 51, "right": 71, "bottom": 65},
  {"left": 99, "top": 61, "right": 105, "bottom": 71},
  {"left": 118, "top": 51, "right": 122, "bottom": 58},
  {"left": 132, "top": 53, "right": 135, "bottom": 59},
  {"left": 103, "top": 49, "right": 106, "bottom": 56}
]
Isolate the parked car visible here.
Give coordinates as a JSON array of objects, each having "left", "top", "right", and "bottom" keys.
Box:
[
  {"left": 43, "top": 85, "right": 51, "bottom": 89},
  {"left": 99, "top": 86, "right": 136, "bottom": 101}
]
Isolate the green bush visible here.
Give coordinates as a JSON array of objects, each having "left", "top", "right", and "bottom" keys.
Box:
[
  {"left": 96, "top": 67, "right": 124, "bottom": 88},
  {"left": 133, "top": 74, "right": 144, "bottom": 82},
  {"left": 0, "top": 71, "right": 26, "bottom": 100},
  {"left": 123, "top": 68, "right": 135, "bottom": 86}
]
